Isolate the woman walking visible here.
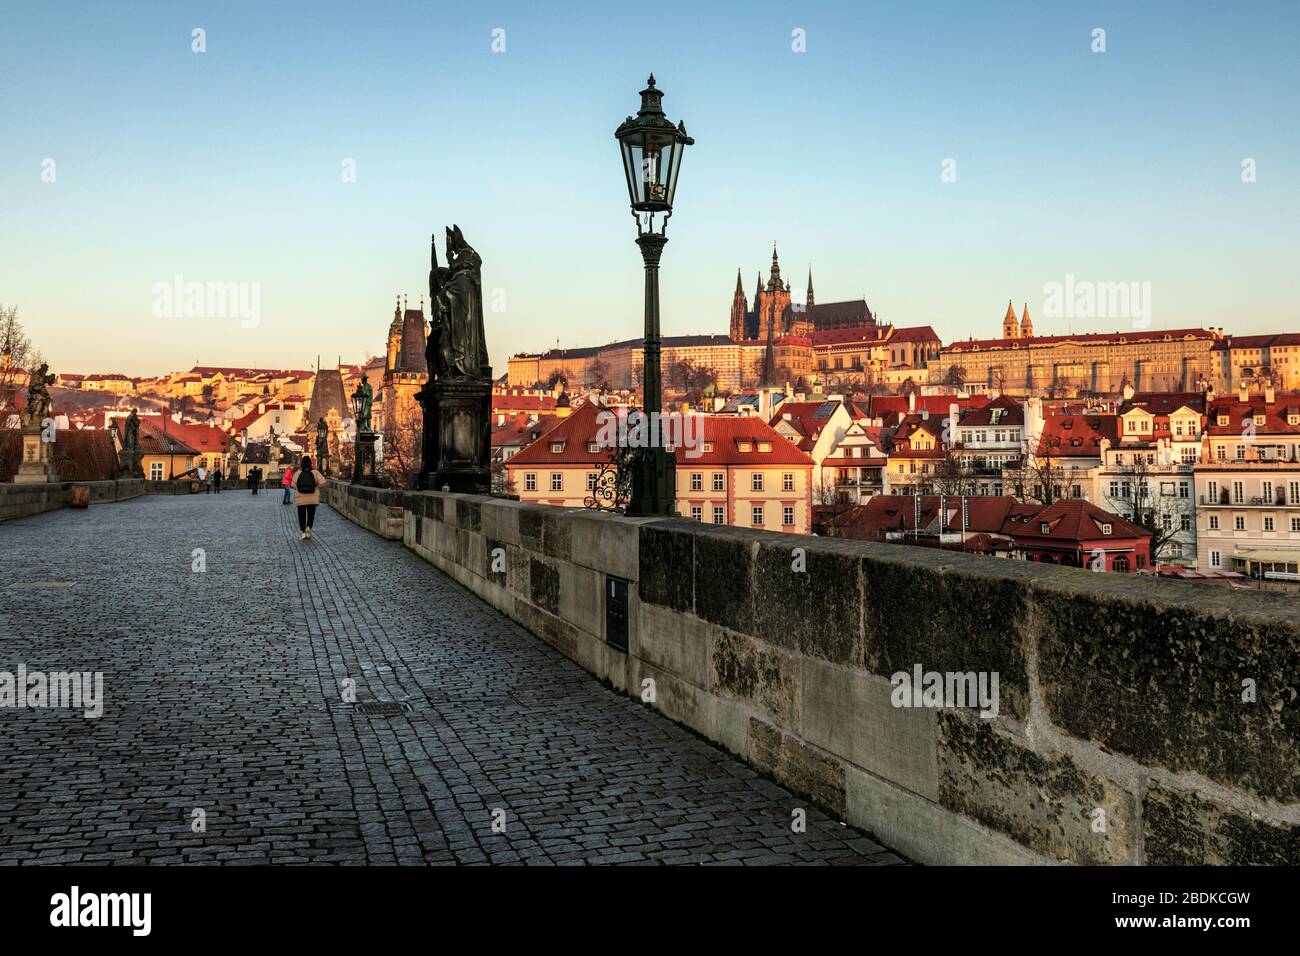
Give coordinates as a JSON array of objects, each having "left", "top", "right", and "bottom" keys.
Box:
[
  {"left": 289, "top": 456, "right": 327, "bottom": 540},
  {"left": 281, "top": 465, "right": 294, "bottom": 505}
]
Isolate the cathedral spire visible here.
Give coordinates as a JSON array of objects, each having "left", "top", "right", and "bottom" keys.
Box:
[
  {"left": 735, "top": 268, "right": 743, "bottom": 294},
  {"left": 806, "top": 266, "right": 814, "bottom": 310},
  {"left": 768, "top": 242, "right": 782, "bottom": 290}
]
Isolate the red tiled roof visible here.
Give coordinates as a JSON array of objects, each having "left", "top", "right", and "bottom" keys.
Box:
[
  {"left": 1037, "top": 414, "right": 1117, "bottom": 457},
  {"left": 1206, "top": 393, "right": 1300, "bottom": 436},
  {"left": 506, "top": 401, "right": 814, "bottom": 467},
  {"left": 1211, "top": 333, "right": 1300, "bottom": 351},
  {"left": 889, "top": 325, "right": 941, "bottom": 343},
  {"left": 867, "top": 394, "right": 990, "bottom": 423}
]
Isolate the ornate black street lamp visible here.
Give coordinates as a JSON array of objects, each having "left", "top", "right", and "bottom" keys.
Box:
[
  {"left": 615, "top": 74, "right": 693, "bottom": 517},
  {"left": 350, "top": 375, "right": 376, "bottom": 484}
]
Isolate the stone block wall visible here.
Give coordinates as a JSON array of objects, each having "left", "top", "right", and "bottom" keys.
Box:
[
  {"left": 328, "top": 484, "right": 1300, "bottom": 866},
  {"left": 0, "top": 479, "right": 146, "bottom": 522}
]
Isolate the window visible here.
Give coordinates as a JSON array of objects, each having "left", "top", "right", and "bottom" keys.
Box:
[
  {"left": 1292, "top": 517, "right": 1300, "bottom": 533},
  {"left": 550, "top": 472, "right": 563, "bottom": 492},
  {"left": 1264, "top": 516, "right": 1275, "bottom": 532},
  {"left": 150, "top": 462, "right": 164, "bottom": 480},
  {"left": 751, "top": 473, "right": 764, "bottom": 492},
  {"left": 1234, "top": 515, "right": 1245, "bottom": 531},
  {"left": 783, "top": 506, "right": 794, "bottom": 526},
  {"left": 587, "top": 441, "right": 599, "bottom": 454},
  {"left": 1180, "top": 515, "right": 1191, "bottom": 531},
  {"left": 751, "top": 505, "right": 764, "bottom": 526},
  {"left": 1113, "top": 556, "right": 1129, "bottom": 572},
  {"left": 1161, "top": 514, "right": 1172, "bottom": 531},
  {"left": 1211, "top": 551, "right": 1221, "bottom": 568},
  {"left": 586, "top": 472, "right": 597, "bottom": 492},
  {"left": 1101, "top": 523, "right": 1113, "bottom": 535},
  {"left": 1179, "top": 483, "right": 1189, "bottom": 498},
  {"left": 550, "top": 442, "right": 564, "bottom": 453},
  {"left": 713, "top": 506, "right": 725, "bottom": 525},
  {"left": 782, "top": 472, "right": 794, "bottom": 492},
  {"left": 691, "top": 505, "right": 702, "bottom": 521},
  {"left": 712, "top": 472, "right": 724, "bottom": 491},
  {"left": 690, "top": 472, "right": 702, "bottom": 491},
  {"left": 524, "top": 473, "right": 537, "bottom": 491},
  {"left": 1209, "top": 515, "right": 1219, "bottom": 530}
]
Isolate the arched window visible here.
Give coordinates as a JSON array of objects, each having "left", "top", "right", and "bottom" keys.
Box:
[{"left": 1113, "top": 556, "right": 1129, "bottom": 572}]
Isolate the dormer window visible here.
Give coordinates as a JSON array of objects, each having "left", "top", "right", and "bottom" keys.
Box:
[
  {"left": 757, "top": 441, "right": 772, "bottom": 452},
  {"left": 1255, "top": 414, "right": 1266, "bottom": 426},
  {"left": 737, "top": 441, "right": 753, "bottom": 452},
  {"left": 1040, "top": 523, "right": 1050, "bottom": 534},
  {"left": 1101, "top": 523, "right": 1113, "bottom": 535},
  {"left": 702, "top": 442, "right": 714, "bottom": 453},
  {"left": 587, "top": 441, "right": 599, "bottom": 453},
  {"left": 550, "top": 442, "right": 565, "bottom": 453},
  {"left": 1217, "top": 414, "right": 1229, "bottom": 426}
]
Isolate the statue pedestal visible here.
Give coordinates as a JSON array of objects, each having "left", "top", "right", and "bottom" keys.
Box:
[
  {"left": 352, "top": 433, "right": 378, "bottom": 485},
  {"left": 417, "top": 376, "right": 491, "bottom": 493},
  {"left": 14, "top": 428, "right": 59, "bottom": 484}
]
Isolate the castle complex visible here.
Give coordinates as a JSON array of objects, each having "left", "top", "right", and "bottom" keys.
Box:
[{"left": 729, "top": 245, "right": 875, "bottom": 342}]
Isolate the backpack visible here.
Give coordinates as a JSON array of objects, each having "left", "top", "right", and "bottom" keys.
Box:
[{"left": 296, "top": 469, "right": 317, "bottom": 494}]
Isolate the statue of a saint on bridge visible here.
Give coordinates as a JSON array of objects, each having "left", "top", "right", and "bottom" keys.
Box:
[
  {"left": 355, "top": 375, "right": 373, "bottom": 435},
  {"left": 23, "top": 363, "right": 54, "bottom": 429},
  {"left": 427, "top": 225, "right": 489, "bottom": 382}
]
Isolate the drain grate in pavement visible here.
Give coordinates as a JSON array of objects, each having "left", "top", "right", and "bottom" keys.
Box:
[{"left": 353, "top": 701, "right": 414, "bottom": 717}]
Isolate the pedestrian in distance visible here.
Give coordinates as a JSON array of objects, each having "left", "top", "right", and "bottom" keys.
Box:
[
  {"left": 290, "top": 456, "right": 327, "bottom": 540},
  {"left": 281, "top": 465, "right": 293, "bottom": 505},
  {"left": 204, "top": 469, "right": 213, "bottom": 494},
  {"left": 249, "top": 466, "right": 260, "bottom": 495},
  {"left": 213, "top": 468, "right": 223, "bottom": 494}
]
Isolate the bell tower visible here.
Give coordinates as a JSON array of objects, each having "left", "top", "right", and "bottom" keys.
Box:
[{"left": 1002, "top": 300, "right": 1020, "bottom": 339}]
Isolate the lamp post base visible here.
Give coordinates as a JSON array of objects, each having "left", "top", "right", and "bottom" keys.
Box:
[
  {"left": 627, "top": 446, "right": 676, "bottom": 517},
  {"left": 351, "top": 433, "right": 378, "bottom": 485}
]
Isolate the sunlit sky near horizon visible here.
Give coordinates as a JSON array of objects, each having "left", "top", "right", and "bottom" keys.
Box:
[{"left": 2, "top": 0, "right": 1297, "bottom": 377}]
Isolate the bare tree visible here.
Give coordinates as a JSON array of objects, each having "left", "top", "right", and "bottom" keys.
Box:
[
  {"left": 1102, "top": 453, "right": 1183, "bottom": 563},
  {"left": 943, "top": 365, "right": 967, "bottom": 388},
  {"left": 586, "top": 357, "right": 610, "bottom": 392},
  {"left": 933, "top": 448, "right": 977, "bottom": 497},
  {"left": 0, "top": 304, "right": 45, "bottom": 418},
  {"left": 382, "top": 404, "right": 423, "bottom": 489}
]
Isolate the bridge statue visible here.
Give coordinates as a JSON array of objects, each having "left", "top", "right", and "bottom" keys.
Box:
[
  {"left": 22, "top": 363, "right": 54, "bottom": 429},
  {"left": 416, "top": 224, "right": 492, "bottom": 492},
  {"left": 315, "top": 417, "right": 330, "bottom": 474}
]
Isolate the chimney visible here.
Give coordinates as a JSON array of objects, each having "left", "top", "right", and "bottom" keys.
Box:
[
  {"left": 948, "top": 402, "right": 959, "bottom": 441},
  {"left": 1238, "top": 382, "right": 1249, "bottom": 403},
  {"left": 1265, "top": 382, "right": 1276, "bottom": 405},
  {"left": 497, "top": 413, "right": 505, "bottom": 426}
]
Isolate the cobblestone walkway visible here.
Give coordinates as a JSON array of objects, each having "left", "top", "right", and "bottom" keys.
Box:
[{"left": 0, "top": 493, "right": 905, "bottom": 865}]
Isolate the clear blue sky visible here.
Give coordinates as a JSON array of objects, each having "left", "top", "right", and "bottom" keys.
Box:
[{"left": 2, "top": 0, "right": 1297, "bottom": 376}]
